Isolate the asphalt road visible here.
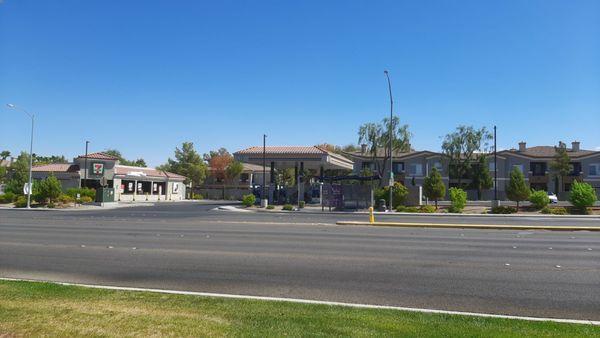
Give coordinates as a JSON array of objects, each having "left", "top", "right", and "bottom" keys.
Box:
[{"left": 1, "top": 202, "right": 599, "bottom": 321}]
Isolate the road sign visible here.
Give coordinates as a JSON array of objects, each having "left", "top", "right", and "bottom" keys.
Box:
[{"left": 23, "top": 182, "right": 32, "bottom": 195}]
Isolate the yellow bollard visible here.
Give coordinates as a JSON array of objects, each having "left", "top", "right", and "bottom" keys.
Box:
[{"left": 369, "top": 206, "right": 375, "bottom": 224}]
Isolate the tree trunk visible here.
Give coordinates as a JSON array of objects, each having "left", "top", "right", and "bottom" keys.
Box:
[
  {"left": 516, "top": 201, "right": 519, "bottom": 212},
  {"left": 435, "top": 199, "right": 438, "bottom": 210}
]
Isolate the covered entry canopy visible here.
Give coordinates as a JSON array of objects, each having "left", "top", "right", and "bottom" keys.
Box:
[{"left": 234, "top": 146, "right": 353, "bottom": 171}]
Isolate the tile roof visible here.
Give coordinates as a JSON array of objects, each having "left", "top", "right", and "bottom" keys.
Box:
[
  {"left": 236, "top": 146, "right": 329, "bottom": 155},
  {"left": 345, "top": 149, "right": 427, "bottom": 159},
  {"left": 502, "top": 146, "right": 599, "bottom": 159},
  {"left": 32, "top": 163, "right": 80, "bottom": 172},
  {"left": 208, "top": 162, "right": 267, "bottom": 172},
  {"left": 77, "top": 152, "right": 119, "bottom": 160}
]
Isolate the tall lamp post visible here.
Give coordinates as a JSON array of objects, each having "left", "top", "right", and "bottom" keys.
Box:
[
  {"left": 494, "top": 125, "right": 498, "bottom": 202},
  {"left": 84, "top": 141, "right": 90, "bottom": 188},
  {"left": 384, "top": 70, "right": 394, "bottom": 211},
  {"left": 261, "top": 134, "right": 268, "bottom": 207},
  {"left": 6, "top": 104, "right": 34, "bottom": 209}
]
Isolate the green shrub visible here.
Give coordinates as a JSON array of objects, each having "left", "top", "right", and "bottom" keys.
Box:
[
  {"left": 298, "top": 201, "right": 305, "bottom": 209},
  {"left": 282, "top": 204, "right": 294, "bottom": 211},
  {"left": 66, "top": 188, "right": 96, "bottom": 200},
  {"left": 396, "top": 205, "right": 419, "bottom": 213},
  {"left": 242, "top": 194, "right": 256, "bottom": 207},
  {"left": 529, "top": 190, "right": 550, "bottom": 210},
  {"left": 79, "top": 196, "right": 93, "bottom": 204},
  {"left": 568, "top": 181, "right": 597, "bottom": 213},
  {"left": 419, "top": 205, "right": 437, "bottom": 213},
  {"left": 0, "top": 192, "right": 17, "bottom": 203},
  {"left": 395, "top": 205, "right": 436, "bottom": 213},
  {"left": 541, "top": 206, "right": 568, "bottom": 215},
  {"left": 266, "top": 205, "right": 275, "bottom": 210},
  {"left": 57, "top": 194, "right": 74, "bottom": 205},
  {"left": 14, "top": 195, "right": 28, "bottom": 208},
  {"left": 192, "top": 193, "right": 203, "bottom": 200},
  {"left": 491, "top": 206, "right": 517, "bottom": 214},
  {"left": 448, "top": 187, "right": 467, "bottom": 213},
  {"left": 47, "top": 201, "right": 55, "bottom": 208},
  {"left": 375, "top": 182, "right": 409, "bottom": 209}
]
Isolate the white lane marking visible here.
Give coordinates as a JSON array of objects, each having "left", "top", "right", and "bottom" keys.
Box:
[{"left": 0, "top": 277, "right": 597, "bottom": 326}]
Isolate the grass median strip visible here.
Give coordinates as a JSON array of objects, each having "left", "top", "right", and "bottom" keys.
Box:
[
  {"left": 336, "top": 221, "right": 600, "bottom": 231},
  {"left": 0, "top": 280, "right": 599, "bottom": 337}
]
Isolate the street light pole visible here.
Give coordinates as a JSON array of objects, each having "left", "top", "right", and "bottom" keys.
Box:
[
  {"left": 84, "top": 141, "right": 89, "bottom": 188},
  {"left": 7, "top": 104, "right": 34, "bottom": 209},
  {"left": 262, "top": 134, "right": 267, "bottom": 207},
  {"left": 494, "top": 125, "right": 498, "bottom": 201},
  {"left": 384, "top": 70, "right": 394, "bottom": 211}
]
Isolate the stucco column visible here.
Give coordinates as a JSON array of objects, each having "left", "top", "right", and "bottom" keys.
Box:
[{"left": 133, "top": 180, "right": 137, "bottom": 201}]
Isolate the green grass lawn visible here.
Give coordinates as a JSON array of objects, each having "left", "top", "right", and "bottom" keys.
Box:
[{"left": 0, "top": 280, "right": 598, "bottom": 337}]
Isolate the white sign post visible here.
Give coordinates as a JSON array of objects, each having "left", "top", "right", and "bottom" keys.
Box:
[{"left": 23, "top": 182, "right": 33, "bottom": 195}]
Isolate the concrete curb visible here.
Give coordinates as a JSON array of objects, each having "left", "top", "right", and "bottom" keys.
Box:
[
  {"left": 250, "top": 208, "right": 600, "bottom": 219},
  {"left": 0, "top": 203, "right": 157, "bottom": 212},
  {"left": 336, "top": 221, "right": 600, "bottom": 231}
]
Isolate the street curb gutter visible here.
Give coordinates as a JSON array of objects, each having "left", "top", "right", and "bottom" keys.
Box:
[
  {"left": 0, "top": 277, "right": 598, "bottom": 326},
  {"left": 336, "top": 221, "right": 600, "bottom": 231},
  {"left": 252, "top": 208, "right": 600, "bottom": 219}
]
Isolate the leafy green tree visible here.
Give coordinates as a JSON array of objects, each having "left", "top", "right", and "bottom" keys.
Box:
[
  {"left": 33, "top": 154, "right": 68, "bottom": 165},
  {"left": 0, "top": 166, "right": 7, "bottom": 184},
  {"left": 423, "top": 167, "right": 446, "bottom": 209},
  {"left": 506, "top": 166, "right": 530, "bottom": 211},
  {"left": 37, "top": 174, "right": 63, "bottom": 204},
  {"left": 158, "top": 142, "right": 207, "bottom": 187},
  {"left": 568, "top": 181, "right": 597, "bottom": 213},
  {"left": 441, "top": 125, "right": 492, "bottom": 187},
  {"left": 470, "top": 155, "right": 493, "bottom": 200},
  {"left": 0, "top": 150, "right": 11, "bottom": 161},
  {"left": 4, "top": 152, "right": 31, "bottom": 195},
  {"left": 275, "top": 168, "right": 295, "bottom": 187},
  {"left": 549, "top": 144, "right": 571, "bottom": 194},
  {"left": 358, "top": 115, "right": 411, "bottom": 187},
  {"left": 225, "top": 160, "right": 244, "bottom": 183},
  {"left": 203, "top": 148, "right": 231, "bottom": 162}
]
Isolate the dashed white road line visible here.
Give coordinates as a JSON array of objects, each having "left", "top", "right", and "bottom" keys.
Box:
[{"left": 0, "top": 277, "right": 598, "bottom": 326}]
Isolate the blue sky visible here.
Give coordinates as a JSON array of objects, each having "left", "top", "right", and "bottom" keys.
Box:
[{"left": 1, "top": 0, "right": 599, "bottom": 166}]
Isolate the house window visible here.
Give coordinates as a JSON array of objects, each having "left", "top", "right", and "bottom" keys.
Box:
[
  {"left": 589, "top": 163, "right": 600, "bottom": 177},
  {"left": 240, "top": 173, "right": 249, "bottom": 183},
  {"left": 569, "top": 162, "right": 582, "bottom": 176},
  {"left": 488, "top": 161, "right": 496, "bottom": 172},
  {"left": 361, "top": 161, "right": 373, "bottom": 170},
  {"left": 433, "top": 161, "right": 443, "bottom": 172},
  {"left": 392, "top": 162, "right": 404, "bottom": 174},
  {"left": 407, "top": 163, "right": 423, "bottom": 176},
  {"left": 530, "top": 162, "right": 547, "bottom": 176}
]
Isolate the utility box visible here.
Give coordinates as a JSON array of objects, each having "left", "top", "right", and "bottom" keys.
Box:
[{"left": 96, "top": 188, "right": 115, "bottom": 203}]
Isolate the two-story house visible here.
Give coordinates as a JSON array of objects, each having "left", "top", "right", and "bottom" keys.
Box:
[
  {"left": 496, "top": 141, "right": 600, "bottom": 199},
  {"left": 344, "top": 144, "right": 449, "bottom": 192}
]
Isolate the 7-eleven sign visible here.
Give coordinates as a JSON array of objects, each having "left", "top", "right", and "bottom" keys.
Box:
[{"left": 92, "top": 163, "right": 104, "bottom": 175}]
